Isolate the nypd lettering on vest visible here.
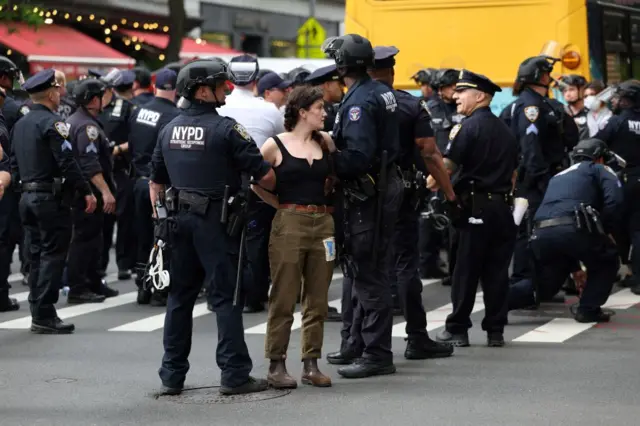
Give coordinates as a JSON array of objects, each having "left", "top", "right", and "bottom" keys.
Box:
[
  {"left": 136, "top": 108, "right": 161, "bottom": 127},
  {"left": 380, "top": 91, "right": 397, "bottom": 112},
  {"left": 170, "top": 126, "right": 205, "bottom": 150},
  {"left": 628, "top": 120, "right": 640, "bottom": 135}
]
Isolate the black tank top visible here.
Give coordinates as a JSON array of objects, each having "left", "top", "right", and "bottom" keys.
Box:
[{"left": 273, "top": 135, "right": 330, "bottom": 206}]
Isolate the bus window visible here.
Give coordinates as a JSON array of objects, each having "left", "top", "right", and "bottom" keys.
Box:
[{"left": 603, "top": 10, "right": 630, "bottom": 83}]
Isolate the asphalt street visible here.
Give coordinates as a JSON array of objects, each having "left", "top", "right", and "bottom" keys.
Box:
[{"left": 1, "top": 251, "right": 640, "bottom": 426}]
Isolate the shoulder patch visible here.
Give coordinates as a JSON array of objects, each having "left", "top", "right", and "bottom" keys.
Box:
[
  {"left": 233, "top": 123, "right": 252, "bottom": 142},
  {"left": 449, "top": 124, "right": 462, "bottom": 140},
  {"left": 54, "top": 122, "right": 69, "bottom": 139},
  {"left": 86, "top": 125, "right": 99, "bottom": 142},
  {"left": 348, "top": 106, "right": 361, "bottom": 122},
  {"left": 524, "top": 106, "right": 539, "bottom": 122},
  {"left": 19, "top": 105, "right": 30, "bottom": 116}
]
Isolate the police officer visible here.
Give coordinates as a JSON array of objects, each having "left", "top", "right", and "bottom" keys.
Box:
[
  {"left": 560, "top": 74, "right": 589, "bottom": 140},
  {"left": 433, "top": 70, "right": 519, "bottom": 347},
  {"left": 132, "top": 67, "right": 154, "bottom": 106},
  {"left": 411, "top": 68, "right": 439, "bottom": 102},
  {"left": 322, "top": 34, "right": 403, "bottom": 378},
  {"left": 55, "top": 70, "right": 77, "bottom": 120},
  {"left": 150, "top": 59, "right": 275, "bottom": 395},
  {"left": 10, "top": 69, "right": 97, "bottom": 334},
  {"left": 129, "top": 68, "right": 180, "bottom": 305},
  {"left": 66, "top": 79, "right": 119, "bottom": 304},
  {"left": 99, "top": 69, "right": 138, "bottom": 279},
  {"left": 595, "top": 80, "right": 640, "bottom": 294},
  {"left": 368, "top": 45, "right": 455, "bottom": 359},
  {"left": 287, "top": 67, "right": 311, "bottom": 89},
  {"left": 0, "top": 56, "right": 29, "bottom": 130},
  {"left": 305, "top": 64, "right": 344, "bottom": 132},
  {"left": 510, "top": 139, "right": 623, "bottom": 321},
  {"left": 508, "top": 55, "right": 579, "bottom": 287}
]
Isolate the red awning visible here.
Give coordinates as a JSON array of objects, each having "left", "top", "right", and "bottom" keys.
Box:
[
  {"left": 0, "top": 23, "right": 134, "bottom": 78},
  {"left": 121, "top": 30, "right": 242, "bottom": 59}
]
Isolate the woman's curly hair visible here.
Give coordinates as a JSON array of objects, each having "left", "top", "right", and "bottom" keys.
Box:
[{"left": 284, "top": 85, "right": 325, "bottom": 132}]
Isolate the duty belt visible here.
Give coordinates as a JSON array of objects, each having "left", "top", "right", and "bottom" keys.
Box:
[
  {"left": 22, "top": 182, "right": 55, "bottom": 193},
  {"left": 534, "top": 216, "right": 575, "bottom": 229},
  {"left": 279, "top": 204, "right": 334, "bottom": 214}
]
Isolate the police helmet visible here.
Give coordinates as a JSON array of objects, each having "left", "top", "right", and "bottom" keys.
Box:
[
  {"left": 287, "top": 67, "right": 311, "bottom": 85},
  {"left": 438, "top": 68, "right": 459, "bottom": 88},
  {"left": 176, "top": 59, "right": 230, "bottom": 100},
  {"left": 322, "top": 34, "right": 375, "bottom": 69},
  {"left": 0, "top": 56, "right": 19, "bottom": 79},
  {"left": 560, "top": 74, "right": 587, "bottom": 88},
  {"left": 257, "top": 69, "right": 275, "bottom": 81},
  {"left": 571, "top": 138, "right": 610, "bottom": 162},
  {"left": 516, "top": 55, "right": 559, "bottom": 85},
  {"left": 412, "top": 68, "right": 438, "bottom": 86},
  {"left": 73, "top": 79, "right": 106, "bottom": 106},
  {"left": 615, "top": 79, "right": 640, "bottom": 104}
]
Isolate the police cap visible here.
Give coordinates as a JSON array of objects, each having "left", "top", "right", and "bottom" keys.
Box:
[
  {"left": 176, "top": 59, "right": 229, "bottom": 100},
  {"left": 516, "top": 55, "right": 559, "bottom": 84},
  {"left": 155, "top": 68, "right": 178, "bottom": 90},
  {"left": 305, "top": 64, "right": 340, "bottom": 85},
  {"left": 455, "top": 69, "right": 502, "bottom": 96},
  {"left": 560, "top": 74, "right": 587, "bottom": 88},
  {"left": 22, "top": 69, "right": 60, "bottom": 94},
  {"left": 133, "top": 66, "right": 152, "bottom": 88},
  {"left": 371, "top": 46, "right": 399, "bottom": 69},
  {"left": 257, "top": 72, "right": 292, "bottom": 95},
  {"left": 108, "top": 70, "right": 135, "bottom": 89},
  {"left": 438, "top": 68, "right": 459, "bottom": 88},
  {"left": 73, "top": 78, "right": 106, "bottom": 105},
  {"left": 571, "top": 138, "right": 610, "bottom": 162},
  {"left": 322, "top": 34, "right": 374, "bottom": 69}
]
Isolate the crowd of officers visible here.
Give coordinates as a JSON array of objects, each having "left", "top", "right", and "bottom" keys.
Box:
[{"left": 0, "top": 32, "right": 638, "bottom": 395}]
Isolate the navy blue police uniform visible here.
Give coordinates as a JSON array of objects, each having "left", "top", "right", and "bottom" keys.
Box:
[
  {"left": 509, "top": 139, "right": 623, "bottom": 322},
  {"left": 98, "top": 70, "right": 138, "bottom": 277},
  {"left": 435, "top": 70, "right": 519, "bottom": 347},
  {"left": 66, "top": 79, "right": 119, "bottom": 304},
  {"left": 370, "top": 46, "right": 454, "bottom": 359},
  {"left": 0, "top": 143, "right": 19, "bottom": 311},
  {"left": 594, "top": 80, "right": 640, "bottom": 291},
  {"left": 129, "top": 68, "right": 180, "bottom": 305},
  {"left": 322, "top": 34, "right": 404, "bottom": 378},
  {"left": 508, "top": 57, "right": 579, "bottom": 287},
  {"left": 151, "top": 59, "right": 273, "bottom": 395},
  {"left": 10, "top": 69, "right": 93, "bottom": 334},
  {"left": 57, "top": 94, "right": 77, "bottom": 120}
]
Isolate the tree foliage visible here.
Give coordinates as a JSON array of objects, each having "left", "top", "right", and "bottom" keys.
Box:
[{"left": 0, "top": 1, "right": 45, "bottom": 30}]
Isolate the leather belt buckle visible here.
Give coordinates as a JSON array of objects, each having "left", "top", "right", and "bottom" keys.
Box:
[{"left": 306, "top": 204, "right": 320, "bottom": 213}]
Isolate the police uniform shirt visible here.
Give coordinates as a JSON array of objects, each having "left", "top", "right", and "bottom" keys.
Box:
[
  {"left": 132, "top": 92, "right": 154, "bottom": 106},
  {"left": 67, "top": 107, "right": 115, "bottom": 192},
  {"left": 10, "top": 104, "right": 91, "bottom": 196},
  {"left": 331, "top": 76, "right": 400, "bottom": 179},
  {"left": 534, "top": 161, "right": 623, "bottom": 232},
  {"left": 566, "top": 106, "right": 589, "bottom": 140},
  {"left": 217, "top": 87, "right": 285, "bottom": 148},
  {"left": 395, "top": 89, "right": 433, "bottom": 171},
  {"left": 3, "top": 94, "right": 29, "bottom": 132},
  {"left": 99, "top": 95, "right": 135, "bottom": 145},
  {"left": 150, "top": 103, "right": 271, "bottom": 198},
  {"left": 425, "top": 96, "right": 464, "bottom": 151},
  {"left": 445, "top": 106, "right": 519, "bottom": 194},
  {"left": 128, "top": 96, "right": 179, "bottom": 177},
  {"left": 595, "top": 108, "right": 640, "bottom": 169},
  {"left": 57, "top": 95, "right": 77, "bottom": 120},
  {"left": 323, "top": 102, "right": 337, "bottom": 133}
]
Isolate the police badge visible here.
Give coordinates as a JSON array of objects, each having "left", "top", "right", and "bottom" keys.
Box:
[
  {"left": 233, "top": 123, "right": 252, "bottom": 142},
  {"left": 86, "top": 125, "right": 99, "bottom": 141},
  {"left": 449, "top": 124, "right": 461, "bottom": 140},
  {"left": 524, "top": 106, "right": 539, "bottom": 122},
  {"left": 54, "top": 121, "right": 69, "bottom": 139},
  {"left": 19, "top": 105, "right": 30, "bottom": 116}
]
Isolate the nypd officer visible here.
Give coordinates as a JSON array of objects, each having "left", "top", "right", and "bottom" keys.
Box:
[
  {"left": 10, "top": 69, "right": 97, "bottom": 334},
  {"left": 508, "top": 55, "right": 579, "bottom": 287},
  {"left": 368, "top": 45, "right": 455, "bottom": 359},
  {"left": 322, "top": 34, "right": 403, "bottom": 379},
  {"left": 99, "top": 69, "right": 138, "bottom": 279},
  {"left": 129, "top": 68, "right": 179, "bottom": 305},
  {"left": 411, "top": 68, "right": 439, "bottom": 102},
  {"left": 0, "top": 56, "right": 29, "bottom": 130},
  {"left": 0, "top": 126, "right": 19, "bottom": 311},
  {"left": 509, "top": 138, "right": 623, "bottom": 322},
  {"left": 132, "top": 66, "right": 154, "bottom": 106},
  {"left": 433, "top": 70, "right": 519, "bottom": 347},
  {"left": 595, "top": 80, "right": 640, "bottom": 293},
  {"left": 560, "top": 74, "right": 589, "bottom": 140},
  {"left": 305, "top": 64, "right": 344, "bottom": 132},
  {"left": 55, "top": 70, "right": 77, "bottom": 120},
  {"left": 66, "top": 79, "right": 119, "bottom": 304},
  {"left": 150, "top": 59, "right": 276, "bottom": 395}
]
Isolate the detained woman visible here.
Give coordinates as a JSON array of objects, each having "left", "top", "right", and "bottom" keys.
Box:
[{"left": 251, "top": 86, "right": 336, "bottom": 388}]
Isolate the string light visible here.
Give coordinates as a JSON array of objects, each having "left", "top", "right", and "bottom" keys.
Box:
[
  {"left": 64, "top": 13, "right": 69, "bottom": 19},
  {"left": 39, "top": 11, "right": 44, "bottom": 17},
  {"left": 6, "top": 49, "right": 11, "bottom": 55},
  {"left": 105, "top": 37, "right": 111, "bottom": 43},
  {"left": 133, "top": 22, "right": 139, "bottom": 28},
  {"left": 132, "top": 36, "right": 138, "bottom": 42},
  {"left": 124, "top": 40, "right": 131, "bottom": 46},
  {"left": 111, "top": 24, "right": 118, "bottom": 30},
  {"left": 163, "top": 26, "right": 169, "bottom": 32},
  {"left": 143, "top": 23, "right": 149, "bottom": 29},
  {"left": 44, "top": 18, "right": 53, "bottom": 24},
  {"left": 89, "top": 14, "right": 95, "bottom": 20},
  {"left": 104, "top": 28, "right": 111, "bottom": 35},
  {"left": 33, "top": 7, "right": 38, "bottom": 13},
  {"left": 121, "top": 18, "right": 127, "bottom": 25},
  {"left": 76, "top": 15, "right": 82, "bottom": 21},
  {"left": 13, "top": 5, "right": 18, "bottom": 11},
  {"left": 52, "top": 10, "right": 57, "bottom": 15},
  {"left": 99, "top": 18, "right": 106, "bottom": 25},
  {"left": 134, "top": 44, "right": 141, "bottom": 51},
  {"left": 159, "top": 54, "right": 165, "bottom": 61},
  {"left": 45, "top": 11, "right": 51, "bottom": 17}
]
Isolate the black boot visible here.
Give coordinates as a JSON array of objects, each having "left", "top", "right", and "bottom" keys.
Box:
[
  {"left": 337, "top": 359, "right": 396, "bottom": 379},
  {"left": 67, "top": 290, "right": 106, "bottom": 304},
  {"left": 404, "top": 336, "right": 453, "bottom": 359},
  {"left": 0, "top": 296, "right": 19, "bottom": 312},
  {"left": 31, "top": 317, "right": 75, "bottom": 334},
  {"left": 436, "top": 329, "right": 470, "bottom": 347},
  {"left": 219, "top": 377, "right": 269, "bottom": 396},
  {"left": 326, "top": 347, "right": 361, "bottom": 365}
]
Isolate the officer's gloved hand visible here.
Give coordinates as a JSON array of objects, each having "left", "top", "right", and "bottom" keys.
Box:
[{"left": 444, "top": 198, "right": 465, "bottom": 227}]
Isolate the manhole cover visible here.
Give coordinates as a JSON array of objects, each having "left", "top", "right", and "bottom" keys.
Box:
[
  {"left": 155, "top": 386, "right": 291, "bottom": 404},
  {"left": 45, "top": 378, "right": 77, "bottom": 384}
]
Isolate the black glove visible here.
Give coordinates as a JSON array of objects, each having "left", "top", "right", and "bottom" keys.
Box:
[{"left": 444, "top": 198, "right": 465, "bottom": 227}]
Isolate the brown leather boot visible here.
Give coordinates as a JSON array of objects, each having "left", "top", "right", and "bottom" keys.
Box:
[
  {"left": 301, "top": 358, "right": 332, "bottom": 387},
  {"left": 267, "top": 360, "right": 297, "bottom": 389}
]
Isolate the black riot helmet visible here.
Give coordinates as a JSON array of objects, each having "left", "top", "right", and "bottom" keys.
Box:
[
  {"left": 0, "top": 56, "right": 20, "bottom": 87},
  {"left": 616, "top": 79, "right": 640, "bottom": 105},
  {"left": 176, "top": 59, "right": 230, "bottom": 102},
  {"left": 437, "top": 68, "right": 459, "bottom": 88},
  {"left": 570, "top": 138, "right": 617, "bottom": 165},
  {"left": 288, "top": 67, "right": 311, "bottom": 86},
  {"left": 322, "top": 34, "right": 375, "bottom": 72},
  {"left": 559, "top": 74, "right": 587, "bottom": 89},
  {"left": 73, "top": 78, "right": 106, "bottom": 106},
  {"left": 516, "top": 55, "right": 559, "bottom": 86},
  {"left": 412, "top": 68, "right": 439, "bottom": 88}
]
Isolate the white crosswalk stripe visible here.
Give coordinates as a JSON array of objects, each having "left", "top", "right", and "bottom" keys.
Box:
[{"left": 9, "top": 273, "right": 120, "bottom": 303}]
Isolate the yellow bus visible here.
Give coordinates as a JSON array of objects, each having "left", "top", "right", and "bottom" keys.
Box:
[{"left": 345, "top": 0, "right": 640, "bottom": 111}]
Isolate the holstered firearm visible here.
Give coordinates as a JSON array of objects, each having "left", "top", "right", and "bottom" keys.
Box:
[
  {"left": 371, "top": 150, "right": 388, "bottom": 264},
  {"left": 221, "top": 182, "right": 250, "bottom": 306}
]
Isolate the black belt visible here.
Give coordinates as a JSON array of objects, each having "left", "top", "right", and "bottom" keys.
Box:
[
  {"left": 535, "top": 216, "right": 575, "bottom": 229},
  {"left": 22, "top": 182, "right": 54, "bottom": 193},
  {"left": 465, "top": 192, "right": 512, "bottom": 203}
]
